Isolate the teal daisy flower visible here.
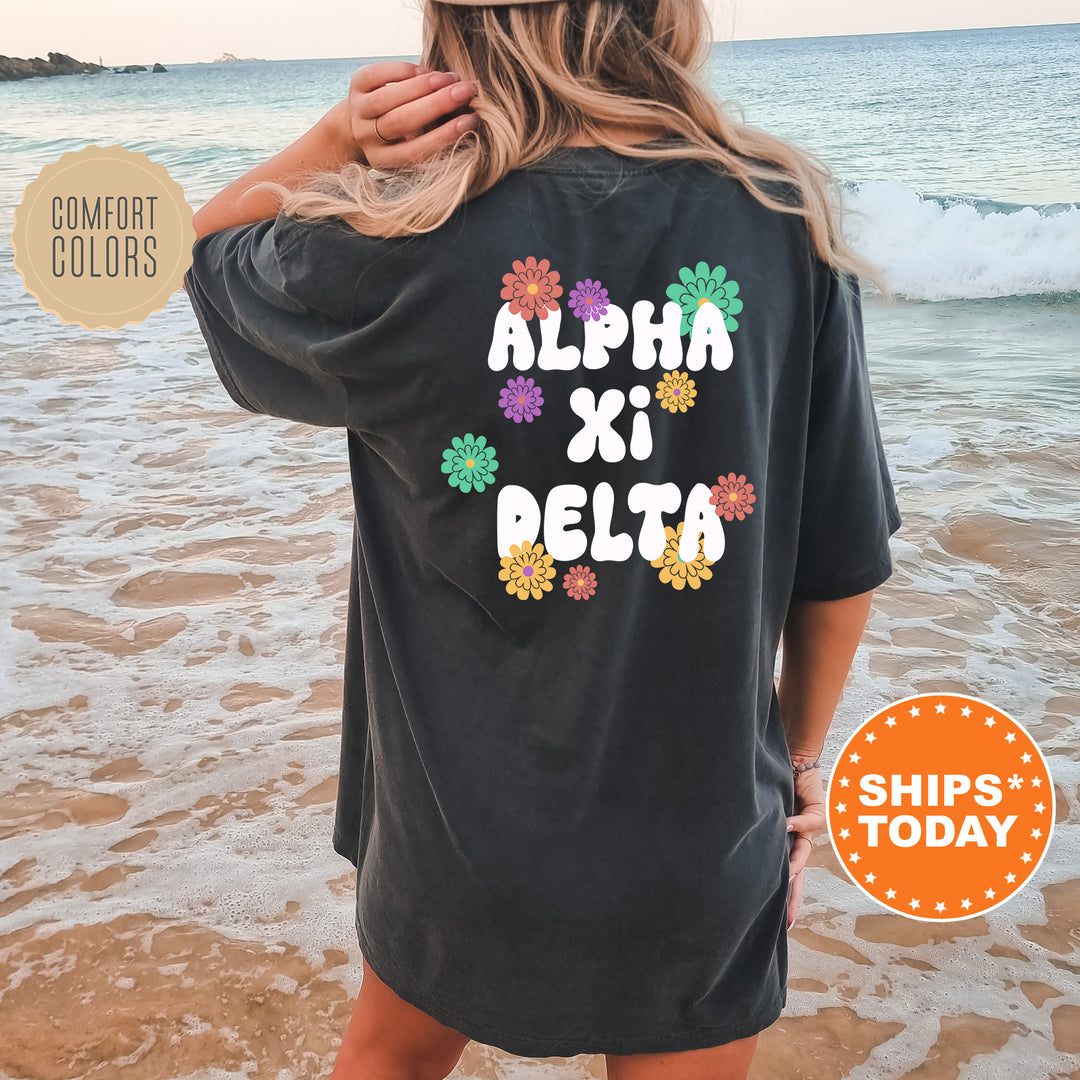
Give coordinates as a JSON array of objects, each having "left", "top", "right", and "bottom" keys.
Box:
[
  {"left": 665, "top": 261, "right": 743, "bottom": 335},
  {"left": 441, "top": 433, "right": 499, "bottom": 493}
]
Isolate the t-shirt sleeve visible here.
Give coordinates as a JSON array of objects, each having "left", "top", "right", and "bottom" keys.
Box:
[
  {"left": 790, "top": 262, "right": 903, "bottom": 601},
  {"left": 183, "top": 213, "right": 349, "bottom": 428}
]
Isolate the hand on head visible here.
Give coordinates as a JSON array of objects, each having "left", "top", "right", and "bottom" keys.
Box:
[{"left": 345, "top": 60, "right": 479, "bottom": 169}]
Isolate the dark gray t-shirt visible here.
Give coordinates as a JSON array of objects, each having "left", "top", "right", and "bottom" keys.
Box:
[{"left": 184, "top": 140, "right": 902, "bottom": 1057}]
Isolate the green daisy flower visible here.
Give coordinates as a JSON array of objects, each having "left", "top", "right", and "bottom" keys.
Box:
[
  {"left": 666, "top": 261, "right": 743, "bottom": 335},
  {"left": 441, "top": 433, "right": 499, "bottom": 493}
]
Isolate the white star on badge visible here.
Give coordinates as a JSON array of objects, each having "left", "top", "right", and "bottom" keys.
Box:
[
  {"left": 910, "top": 706, "right": 920, "bottom": 717},
  {"left": 839, "top": 828, "right": 850, "bottom": 839},
  {"left": 1034, "top": 802, "right": 1045, "bottom": 813},
  {"left": 1021, "top": 852, "right": 1032, "bottom": 863},
  {"left": 984, "top": 716, "right": 996, "bottom": 727},
  {"left": 1031, "top": 777, "right": 1043, "bottom": 788},
  {"left": 960, "top": 706, "right": 972, "bottom": 717},
  {"left": 835, "top": 801, "right": 847, "bottom": 813},
  {"left": 960, "top": 898, "right": 972, "bottom": 909},
  {"left": 935, "top": 702, "right": 946, "bottom": 714},
  {"left": 935, "top": 901, "right": 946, "bottom": 912},
  {"left": 1031, "top": 828, "right": 1042, "bottom": 840},
  {"left": 839, "top": 776, "right": 851, "bottom": 787},
  {"left": 849, "top": 751, "right": 861, "bottom": 763},
  {"left": 909, "top": 898, "right": 920, "bottom": 909},
  {"left": 985, "top": 888, "right": 996, "bottom": 899},
  {"left": 885, "top": 888, "right": 897, "bottom": 899},
  {"left": 850, "top": 852, "right": 861, "bottom": 863},
  {"left": 865, "top": 872, "right": 876, "bottom": 883},
  {"left": 865, "top": 731, "right": 877, "bottom": 743},
  {"left": 1005, "top": 731, "right": 1016, "bottom": 743},
  {"left": 1021, "top": 752, "right": 1032, "bottom": 763},
  {"left": 885, "top": 715, "right": 897, "bottom": 727},
  {"left": 1005, "top": 873, "right": 1016, "bottom": 883}
]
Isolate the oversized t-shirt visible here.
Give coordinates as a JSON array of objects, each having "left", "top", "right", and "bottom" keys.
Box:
[{"left": 183, "top": 138, "right": 902, "bottom": 1058}]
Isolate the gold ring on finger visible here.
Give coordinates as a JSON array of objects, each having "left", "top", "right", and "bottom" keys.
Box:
[{"left": 373, "top": 114, "right": 393, "bottom": 144}]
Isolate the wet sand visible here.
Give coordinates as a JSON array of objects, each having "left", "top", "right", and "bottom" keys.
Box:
[{"left": 2, "top": 302, "right": 1079, "bottom": 1079}]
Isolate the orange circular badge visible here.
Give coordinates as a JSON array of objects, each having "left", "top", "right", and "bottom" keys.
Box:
[{"left": 826, "top": 693, "right": 1054, "bottom": 921}]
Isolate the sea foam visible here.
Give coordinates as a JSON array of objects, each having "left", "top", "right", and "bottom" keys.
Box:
[{"left": 843, "top": 180, "right": 1080, "bottom": 301}]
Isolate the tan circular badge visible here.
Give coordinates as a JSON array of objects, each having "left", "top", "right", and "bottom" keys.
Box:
[{"left": 11, "top": 144, "right": 195, "bottom": 330}]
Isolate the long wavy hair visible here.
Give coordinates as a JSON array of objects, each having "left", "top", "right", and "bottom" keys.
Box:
[{"left": 250, "top": 0, "right": 893, "bottom": 298}]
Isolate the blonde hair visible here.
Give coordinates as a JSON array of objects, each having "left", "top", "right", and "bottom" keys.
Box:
[{"left": 250, "top": 0, "right": 893, "bottom": 300}]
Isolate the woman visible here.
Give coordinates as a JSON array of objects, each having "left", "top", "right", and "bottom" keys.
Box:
[{"left": 183, "top": 0, "right": 902, "bottom": 1077}]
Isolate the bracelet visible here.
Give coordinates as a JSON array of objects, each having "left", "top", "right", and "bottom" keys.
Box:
[{"left": 792, "top": 759, "right": 821, "bottom": 779}]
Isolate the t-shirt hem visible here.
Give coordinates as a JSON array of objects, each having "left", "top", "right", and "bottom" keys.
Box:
[
  {"left": 789, "top": 547, "right": 897, "bottom": 603},
  {"left": 333, "top": 829, "right": 359, "bottom": 868},
  {"left": 354, "top": 910, "right": 786, "bottom": 1057}
]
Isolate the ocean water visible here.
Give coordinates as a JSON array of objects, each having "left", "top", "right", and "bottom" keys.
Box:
[{"left": 1, "top": 21, "right": 1079, "bottom": 1080}]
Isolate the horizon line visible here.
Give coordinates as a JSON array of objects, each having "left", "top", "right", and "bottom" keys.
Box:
[{"left": 30, "top": 18, "right": 1078, "bottom": 68}]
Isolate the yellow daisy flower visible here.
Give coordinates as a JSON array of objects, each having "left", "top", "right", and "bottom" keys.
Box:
[
  {"left": 498, "top": 540, "right": 556, "bottom": 599},
  {"left": 655, "top": 370, "right": 697, "bottom": 413},
  {"left": 650, "top": 521, "right": 715, "bottom": 590}
]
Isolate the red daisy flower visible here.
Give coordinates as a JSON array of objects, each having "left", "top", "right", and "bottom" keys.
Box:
[
  {"left": 562, "top": 564, "right": 597, "bottom": 600},
  {"left": 500, "top": 256, "right": 562, "bottom": 321},
  {"left": 709, "top": 472, "right": 756, "bottom": 521}
]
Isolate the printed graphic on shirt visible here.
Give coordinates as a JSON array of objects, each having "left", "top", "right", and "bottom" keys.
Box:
[
  {"left": 441, "top": 257, "right": 755, "bottom": 599},
  {"left": 441, "top": 433, "right": 499, "bottom": 494},
  {"left": 656, "top": 371, "right": 696, "bottom": 413},
  {"left": 498, "top": 540, "right": 556, "bottom": 599},
  {"left": 568, "top": 279, "right": 609, "bottom": 322},
  {"left": 500, "top": 256, "right": 562, "bottom": 321},
  {"left": 710, "top": 473, "right": 756, "bottom": 522},
  {"left": 652, "top": 521, "right": 716, "bottom": 591},
  {"left": 666, "top": 261, "right": 744, "bottom": 335},
  {"left": 562, "top": 564, "right": 598, "bottom": 600},
  {"left": 498, "top": 376, "right": 544, "bottom": 423}
]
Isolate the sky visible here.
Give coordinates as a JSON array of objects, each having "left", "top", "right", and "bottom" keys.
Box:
[{"left": 3, "top": 0, "right": 1077, "bottom": 67}]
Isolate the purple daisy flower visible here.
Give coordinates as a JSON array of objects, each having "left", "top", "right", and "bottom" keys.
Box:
[
  {"left": 568, "top": 278, "right": 609, "bottom": 322},
  {"left": 498, "top": 376, "right": 544, "bottom": 423}
]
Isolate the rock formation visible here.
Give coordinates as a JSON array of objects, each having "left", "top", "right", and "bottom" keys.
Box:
[
  {"left": 0, "top": 52, "right": 167, "bottom": 81},
  {"left": 0, "top": 51, "right": 104, "bottom": 81}
]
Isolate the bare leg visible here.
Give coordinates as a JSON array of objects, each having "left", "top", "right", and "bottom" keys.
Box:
[
  {"left": 329, "top": 957, "right": 471, "bottom": 1080},
  {"left": 606, "top": 1033, "right": 760, "bottom": 1080}
]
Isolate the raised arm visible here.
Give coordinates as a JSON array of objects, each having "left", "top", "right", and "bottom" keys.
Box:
[{"left": 192, "top": 60, "right": 478, "bottom": 240}]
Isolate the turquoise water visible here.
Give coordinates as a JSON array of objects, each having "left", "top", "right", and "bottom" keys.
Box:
[
  {"left": 714, "top": 22, "right": 1080, "bottom": 207},
  {"left": 2, "top": 23, "right": 1078, "bottom": 297}
]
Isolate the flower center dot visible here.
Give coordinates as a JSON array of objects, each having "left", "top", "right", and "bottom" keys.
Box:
[
  {"left": 698, "top": 296, "right": 712, "bottom": 307},
  {"left": 522, "top": 565, "right": 534, "bottom": 576},
  {"left": 465, "top": 458, "right": 475, "bottom": 468},
  {"left": 728, "top": 492, "right": 738, "bottom": 501},
  {"left": 526, "top": 283, "right": 539, "bottom": 294},
  {"left": 673, "top": 387, "right": 681, "bottom": 395},
  {"left": 517, "top": 396, "right": 525, "bottom": 403}
]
